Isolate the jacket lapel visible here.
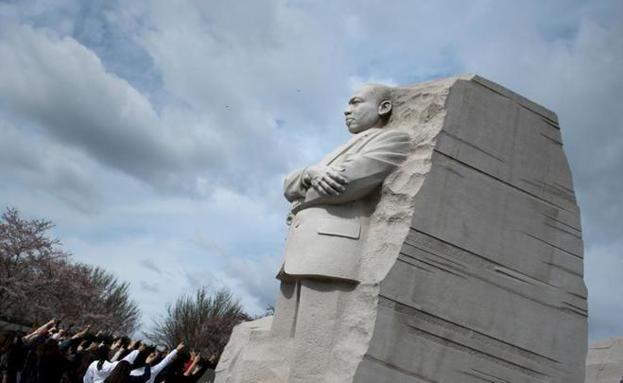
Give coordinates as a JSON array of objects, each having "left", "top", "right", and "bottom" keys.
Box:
[{"left": 321, "top": 128, "right": 383, "bottom": 166}]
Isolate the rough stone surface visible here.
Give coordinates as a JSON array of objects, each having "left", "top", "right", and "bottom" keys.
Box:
[
  {"left": 215, "top": 75, "right": 587, "bottom": 383},
  {"left": 586, "top": 337, "right": 623, "bottom": 383}
]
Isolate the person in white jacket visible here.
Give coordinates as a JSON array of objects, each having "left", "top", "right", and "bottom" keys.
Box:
[
  {"left": 83, "top": 342, "right": 142, "bottom": 383},
  {"left": 129, "top": 343, "right": 184, "bottom": 383}
]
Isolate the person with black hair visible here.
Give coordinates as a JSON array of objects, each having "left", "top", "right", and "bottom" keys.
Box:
[
  {"left": 74, "top": 341, "right": 100, "bottom": 382},
  {"left": 19, "top": 329, "right": 49, "bottom": 383},
  {"left": 63, "top": 343, "right": 86, "bottom": 383},
  {"left": 110, "top": 337, "right": 131, "bottom": 362},
  {"left": 130, "top": 343, "right": 184, "bottom": 383},
  {"left": 35, "top": 337, "right": 67, "bottom": 383},
  {"left": 83, "top": 341, "right": 141, "bottom": 383},
  {"left": 103, "top": 358, "right": 153, "bottom": 383},
  {"left": 0, "top": 331, "right": 26, "bottom": 383},
  {"left": 152, "top": 347, "right": 207, "bottom": 383},
  {"left": 181, "top": 352, "right": 209, "bottom": 383}
]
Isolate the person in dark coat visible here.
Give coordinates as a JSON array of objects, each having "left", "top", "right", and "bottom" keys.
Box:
[
  {"left": 0, "top": 332, "right": 26, "bottom": 383},
  {"left": 35, "top": 338, "right": 67, "bottom": 383}
]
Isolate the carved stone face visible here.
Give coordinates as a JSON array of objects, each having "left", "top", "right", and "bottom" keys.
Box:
[{"left": 344, "top": 85, "right": 391, "bottom": 134}]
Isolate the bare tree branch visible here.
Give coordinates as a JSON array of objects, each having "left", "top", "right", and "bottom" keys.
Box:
[{"left": 144, "top": 287, "right": 249, "bottom": 360}]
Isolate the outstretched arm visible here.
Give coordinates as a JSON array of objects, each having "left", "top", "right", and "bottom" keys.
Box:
[
  {"left": 151, "top": 343, "right": 184, "bottom": 376},
  {"left": 121, "top": 349, "right": 140, "bottom": 364},
  {"left": 130, "top": 364, "right": 151, "bottom": 383},
  {"left": 71, "top": 325, "right": 91, "bottom": 340},
  {"left": 23, "top": 319, "right": 55, "bottom": 341}
]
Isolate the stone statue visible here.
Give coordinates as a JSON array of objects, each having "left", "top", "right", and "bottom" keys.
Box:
[
  {"left": 270, "top": 84, "right": 411, "bottom": 380},
  {"left": 215, "top": 75, "right": 587, "bottom": 383},
  {"left": 278, "top": 85, "right": 410, "bottom": 281}
]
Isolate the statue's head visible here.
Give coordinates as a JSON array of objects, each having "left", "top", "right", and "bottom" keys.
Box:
[{"left": 344, "top": 84, "right": 392, "bottom": 134}]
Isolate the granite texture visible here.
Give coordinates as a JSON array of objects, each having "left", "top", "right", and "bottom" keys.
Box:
[
  {"left": 215, "top": 75, "right": 587, "bottom": 383},
  {"left": 586, "top": 337, "right": 623, "bottom": 383}
]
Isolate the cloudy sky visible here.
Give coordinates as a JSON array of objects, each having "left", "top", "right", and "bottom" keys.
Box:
[{"left": 0, "top": 0, "right": 621, "bottom": 342}]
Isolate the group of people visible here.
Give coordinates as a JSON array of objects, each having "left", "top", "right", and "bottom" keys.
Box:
[{"left": 0, "top": 320, "right": 213, "bottom": 383}]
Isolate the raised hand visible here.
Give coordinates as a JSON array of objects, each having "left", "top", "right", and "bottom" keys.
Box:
[
  {"left": 71, "top": 325, "right": 91, "bottom": 340},
  {"left": 184, "top": 351, "right": 202, "bottom": 376},
  {"left": 176, "top": 342, "right": 185, "bottom": 352},
  {"left": 146, "top": 351, "right": 158, "bottom": 364},
  {"left": 77, "top": 340, "right": 88, "bottom": 352}
]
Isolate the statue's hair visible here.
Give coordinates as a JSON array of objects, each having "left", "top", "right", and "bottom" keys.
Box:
[
  {"left": 361, "top": 83, "right": 393, "bottom": 121},
  {"left": 362, "top": 83, "right": 392, "bottom": 103}
]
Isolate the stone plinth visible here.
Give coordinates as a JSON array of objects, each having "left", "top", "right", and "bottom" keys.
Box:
[{"left": 216, "top": 75, "right": 587, "bottom": 383}]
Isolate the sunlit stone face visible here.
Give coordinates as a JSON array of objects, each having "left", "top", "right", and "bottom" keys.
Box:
[{"left": 343, "top": 85, "right": 387, "bottom": 134}]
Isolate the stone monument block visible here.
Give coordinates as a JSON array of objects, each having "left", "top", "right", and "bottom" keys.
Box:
[
  {"left": 586, "top": 337, "right": 623, "bottom": 383},
  {"left": 215, "top": 75, "right": 587, "bottom": 383}
]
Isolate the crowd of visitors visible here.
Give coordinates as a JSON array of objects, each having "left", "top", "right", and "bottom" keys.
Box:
[{"left": 0, "top": 320, "right": 214, "bottom": 383}]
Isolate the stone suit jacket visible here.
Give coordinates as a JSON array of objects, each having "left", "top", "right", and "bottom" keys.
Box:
[{"left": 279, "top": 127, "right": 411, "bottom": 282}]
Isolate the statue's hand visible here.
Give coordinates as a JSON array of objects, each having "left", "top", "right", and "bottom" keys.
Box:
[{"left": 306, "top": 165, "right": 348, "bottom": 196}]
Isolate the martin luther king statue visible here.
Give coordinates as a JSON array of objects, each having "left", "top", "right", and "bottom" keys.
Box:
[
  {"left": 217, "top": 75, "right": 587, "bottom": 383},
  {"left": 270, "top": 84, "right": 411, "bottom": 379},
  {"left": 215, "top": 84, "right": 412, "bottom": 383}
]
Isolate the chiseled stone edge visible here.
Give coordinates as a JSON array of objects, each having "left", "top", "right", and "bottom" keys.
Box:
[
  {"left": 215, "top": 74, "right": 576, "bottom": 383},
  {"left": 326, "top": 76, "right": 461, "bottom": 382}
]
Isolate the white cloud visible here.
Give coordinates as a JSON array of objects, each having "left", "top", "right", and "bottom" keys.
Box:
[
  {"left": 0, "top": 24, "right": 179, "bottom": 181},
  {"left": 0, "top": 0, "right": 621, "bottom": 341},
  {"left": 0, "top": 120, "right": 100, "bottom": 212}
]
